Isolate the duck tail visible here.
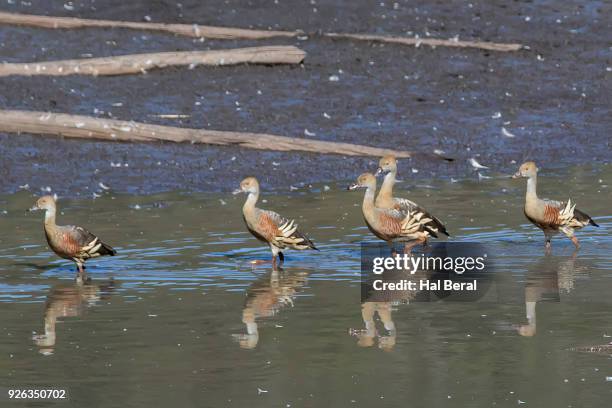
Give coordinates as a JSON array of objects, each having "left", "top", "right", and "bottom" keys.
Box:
[
  {"left": 99, "top": 241, "right": 117, "bottom": 256},
  {"left": 574, "top": 208, "right": 599, "bottom": 227}
]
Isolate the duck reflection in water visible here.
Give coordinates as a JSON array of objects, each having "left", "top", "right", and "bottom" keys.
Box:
[
  {"left": 516, "top": 253, "right": 584, "bottom": 337},
  {"left": 351, "top": 302, "right": 397, "bottom": 351},
  {"left": 33, "top": 276, "right": 115, "bottom": 355},
  {"left": 234, "top": 268, "right": 308, "bottom": 349},
  {"left": 351, "top": 260, "right": 430, "bottom": 351}
]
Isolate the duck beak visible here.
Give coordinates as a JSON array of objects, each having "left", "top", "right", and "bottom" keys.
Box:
[
  {"left": 375, "top": 167, "right": 384, "bottom": 176},
  {"left": 511, "top": 171, "right": 522, "bottom": 179},
  {"left": 28, "top": 205, "right": 40, "bottom": 212},
  {"left": 232, "top": 188, "right": 243, "bottom": 195},
  {"left": 347, "top": 183, "right": 360, "bottom": 191}
]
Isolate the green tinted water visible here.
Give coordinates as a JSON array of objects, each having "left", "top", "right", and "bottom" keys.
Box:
[{"left": 1, "top": 165, "right": 611, "bottom": 407}]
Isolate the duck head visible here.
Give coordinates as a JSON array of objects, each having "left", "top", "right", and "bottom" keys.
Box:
[
  {"left": 233, "top": 177, "right": 260, "bottom": 195},
  {"left": 347, "top": 173, "right": 377, "bottom": 191},
  {"left": 375, "top": 155, "right": 397, "bottom": 177},
  {"left": 513, "top": 161, "right": 538, "bottom": 179},
  {"left": 29, "top": 195, "right": 56, "bottom": 212}
]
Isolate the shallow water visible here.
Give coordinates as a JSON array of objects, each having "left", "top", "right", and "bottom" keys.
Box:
[{"left": 1, "top": 164, "right": 611, "bottom": 407}]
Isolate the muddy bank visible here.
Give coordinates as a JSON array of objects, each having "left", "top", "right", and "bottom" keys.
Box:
[{"left": 0, "top": 0, "right": 610, "bottom": 195}]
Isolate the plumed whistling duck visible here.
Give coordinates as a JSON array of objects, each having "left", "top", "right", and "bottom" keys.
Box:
[
  {"left": 234, "top": 177, "right": 317, "bottom": 268},
  {"left": 513, "top": 161, "right": 598, "bottom": 250},
  {"left": 29, "top": 195, "right": 117, "bottom": 275},
  {"left": 348, "top": 173, "right": 433, "bottom": 251},
  {"left": 375, "top": 155, "right": 449, "bottom": 244}
]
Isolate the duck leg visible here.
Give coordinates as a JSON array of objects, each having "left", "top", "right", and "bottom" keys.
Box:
[
  {"left": 561, "top": 227, "right": 580, "bottom": 250},
  {"left": 270, "top": 245, "right": 284, "bottom": 270},
  {"left": 271, "top": 256, "right": 285, "bottom": 271},
  {"left": 277, "top": 251, "right": 285, "bottom": 266},
  {"left": 250, "top": 259, "right": 272, "bottom": 267},
  {"left": 75, "top": 262, "right": 87, "bottom": 285},
  {"left": 249, "top": 246, "right": 277, "bottom": 267},
  {"left": 403, "top": 237, "right": 427, "bottom": 254},
  {"left": 403, "top": 241, "right": 419, "bottom": 254},
  {"left": 569, "top": 236, "right": 580, "bottom": 249},
  {"left": 420, "top": 238, "right": 432, "bottom": 254},
  {"left": 543, "top": 231, "right": 553, "bottom": 253}
]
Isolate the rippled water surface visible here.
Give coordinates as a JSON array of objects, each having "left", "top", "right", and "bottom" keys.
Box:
[{"left": 1, "top": 165, "right": 611, "bottom": 407}]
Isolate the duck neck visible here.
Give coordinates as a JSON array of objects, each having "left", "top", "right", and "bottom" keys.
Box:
[
  {"left": 362, "top": 186, "right": 376, "bottom": 213},
  {"left": 377, "top": 170, "right": 396, "bottom": 206},
  {"left": 44, "top": 207, "right": 57, "bottom": 227},
  {"left": 526, "top": 175, "right": 538, "bottom": 202},
  {"left": 243, "top": 191, "right": 259, "bottom": 214}
]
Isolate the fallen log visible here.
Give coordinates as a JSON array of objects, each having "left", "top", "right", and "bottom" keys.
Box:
[
  {"left": 569, "top": 344, "right": 612, "bottom": 354},
  {"left": 0, "top": 110, "right": 422, "bottom": 159},
  {"left": 324, "top": 33, "right": 523, "bottom": 52},
  {"left": 0, "top": 46, "right": 305, "bottom": 77},
  {"left": 0, "top": 11, "right": 299, "bottom": 39},
  {"left": 0, "top": 12, "right": 524, "bottom": 52}
]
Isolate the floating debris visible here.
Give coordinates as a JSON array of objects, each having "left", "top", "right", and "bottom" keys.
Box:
[
  {"left": 151, "top": 114, "right": 191, "bottom": 119},
  {"left": 501, "top": 127, "right": 516, "bottom": 138},
  {"left": 468, "top": 158, "right": 489, "bottom": 170},
  {"left": 110, "top": 162, "right": 128, "bottom": 168},
  {"left": 570, "top": 342, "right": 612, "bottom": 353}
]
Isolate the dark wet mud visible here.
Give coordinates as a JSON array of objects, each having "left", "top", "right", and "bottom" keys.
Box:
[{"left": 0, "top": 0, "right": 610, "bottom": 195}]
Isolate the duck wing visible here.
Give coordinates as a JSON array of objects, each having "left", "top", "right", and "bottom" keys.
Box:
[
  {"left": 540, "top": 198, "right": 597, "bottom": 228},
  {"left": 393, "top": 197, "right": 449, "bottom": 237},
  {"left": 259, "top": 210, "right": 317, "bottom": 250},
  {"left": 58, "top": 225, "right": 117, "bottom": 259}
]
